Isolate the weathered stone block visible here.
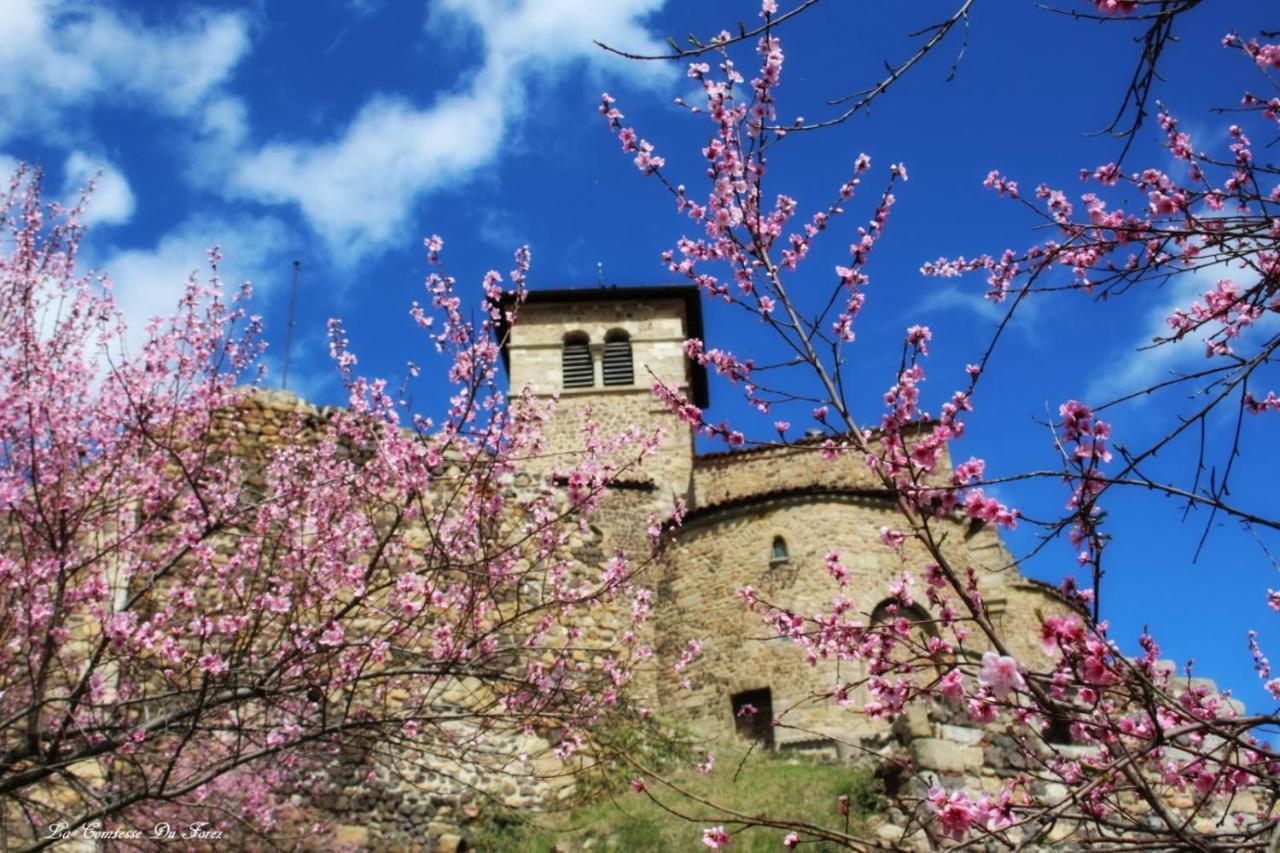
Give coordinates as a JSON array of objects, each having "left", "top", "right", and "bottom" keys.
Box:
[
  {"left": 334, "top": 825, "right": 370, "bottom": 847},
  {"left": 892, "top": 705, "right": 932, "bottom": 740},
  {"left": 937, "top": 723, "right": 984, "bottom": 745},
  {"left": 433, "top": 833, "right": 463, "bottom": 853},
  {"left": 910, "top": 737, "right": 984, "bottom": 773}
]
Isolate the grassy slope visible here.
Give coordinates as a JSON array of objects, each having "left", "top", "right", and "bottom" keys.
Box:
[{"left": 473, "top": 743, "right": 879, "bottom": 851}]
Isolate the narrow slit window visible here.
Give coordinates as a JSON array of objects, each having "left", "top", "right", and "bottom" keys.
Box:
[
  {"left": 562, "top": 332, "right": 593, "bottom": 388},
  {"left": 770, "top": 536, "right": 789, "bottom": 565},
  {"left": 602, "top": 329, "right": 634, "bottom": 386}
]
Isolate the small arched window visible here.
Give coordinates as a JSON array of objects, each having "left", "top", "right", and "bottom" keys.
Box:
[
  {"left": 602, "top": 329, "right": 634, "bottom": 386},
  {"left": 770, "top": 536, "right": 789, "bottom": 565},
  {"left": 562, "top": 332, "right": 594, "bottom": 388},
  {"left": 870, "top": 601, "right": 937, "bottom": 637}
]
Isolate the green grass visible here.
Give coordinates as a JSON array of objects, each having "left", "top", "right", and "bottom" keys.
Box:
[{"left": 471, "top": 742, "right": 880, "bottom": 852}]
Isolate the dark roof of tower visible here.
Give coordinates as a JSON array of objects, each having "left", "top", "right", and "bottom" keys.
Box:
[{"left": 493, "top": 285, "right": 709, "bottom": 408}]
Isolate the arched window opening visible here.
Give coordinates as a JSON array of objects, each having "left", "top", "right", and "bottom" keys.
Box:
[
  {"left": 562, "top": 332, "right": 593, "bottom": 388},
  {"left": 770, "top": 536, "right": 790, "bottom": 566},
  {"left": 731, "top": 688, "right": 774, "bottom": 748},
  {"left": 869, "top": 601, "right": 937, "bottom": 638},
  {"left": 869, "top": 600, "right": 941, "bottom": 678},
  {"left": 602, "top": 329, "right": 634, "bottom": 386}
]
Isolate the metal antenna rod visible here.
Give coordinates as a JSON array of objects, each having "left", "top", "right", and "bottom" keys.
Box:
[{"left": 281, "top": 260, "right": 301, "bottom": 391}]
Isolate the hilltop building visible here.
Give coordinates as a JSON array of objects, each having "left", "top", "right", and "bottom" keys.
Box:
[{"left": 497, "top": 284, "right": 1075, "bottom": 749}]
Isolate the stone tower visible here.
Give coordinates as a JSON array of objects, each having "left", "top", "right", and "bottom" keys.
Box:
[{"left": 496, "top": 285, "right": 708, "bottom": 504}]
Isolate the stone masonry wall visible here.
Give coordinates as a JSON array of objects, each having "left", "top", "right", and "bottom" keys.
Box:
[
  {"left": 691, "top": 438, "right": 882, "bottom": 508},
  {"left": 224, "top": 377, "right": 1085, "bottom": 850},
  {"left": 863, "top": 682, "right": 1257, "bottom": 849},
  {"left": 205, "top": 389, "right": 657, "bottom": 851},
  {"left": 690, "top": 425, "right": 951, "bottom": 510}
]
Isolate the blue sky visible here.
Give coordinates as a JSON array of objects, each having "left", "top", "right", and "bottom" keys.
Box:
[{"left": 3, "top": 0, "right": 1277, "bottom": 714}]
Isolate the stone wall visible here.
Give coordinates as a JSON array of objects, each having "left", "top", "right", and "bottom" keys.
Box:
[
  {"left": 691, "top": 437, "right": 882, "bottom": 508},
  {"left": 655, "top": 492, "right": 903, "bottom": 745},
  {"left": 690, "top": 425, "right": 950, "bottom": 510},
  {"left": 190, "top": 390, "right": 657, "bottom": 851},
  {"left": 862, "top": 682, "right": 1259, "bottom": 849}
]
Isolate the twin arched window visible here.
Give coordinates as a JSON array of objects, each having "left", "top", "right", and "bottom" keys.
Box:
[{"left": 561, "top": 330, "right": 634, "bottom": 389}]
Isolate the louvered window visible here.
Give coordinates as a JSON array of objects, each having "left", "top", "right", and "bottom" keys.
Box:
[
  {"left": 602, "top": 330, "right": 634, "bottom": 386},
  {"left": 562, "top": 333, "right": 594, "bottom": 388}
]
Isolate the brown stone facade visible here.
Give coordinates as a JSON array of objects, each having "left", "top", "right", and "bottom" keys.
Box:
[{"left": 503, "top": 286, "right": 1078, "bottom": 747}]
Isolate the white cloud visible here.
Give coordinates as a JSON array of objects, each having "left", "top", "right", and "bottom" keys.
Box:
[
  {"left": 91, "top": 214, "right": 293, "bottom": 357},
  {"left": 0, "top": 0, "right": 251, "bottom": 146},
  {"left": 918, "top": 286, "right": 1004, "bottom": 323},
  {"left": 233, "top": 90, "right": 504, "bottom": 262},
  {"left": 226, "top": 0, "right": 672, "bottom": 264},
  {"left": 61, "top": 150, "right": 135, "bottom": 227},
  {"left": 1086, "top": 261, "right": 1280, "bottom": 403},
  {"left": 915, "top": 284, "right": 1042, "bottom": 337}
]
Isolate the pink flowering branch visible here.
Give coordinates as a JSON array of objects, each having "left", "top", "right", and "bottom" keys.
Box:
[
  {"left": 600, "top": 6, "right": 1280, "bottom": 848},
  {"left": 0, "top": 168, "right": 667, "bottom": 847}
]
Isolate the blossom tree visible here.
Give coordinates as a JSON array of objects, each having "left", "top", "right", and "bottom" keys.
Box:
[
  {"left": 0, "top": 167, "right": 662, "bottom": 848},
  {"left": 600, "top": 1, "right": 1280, "bottom": 848}
]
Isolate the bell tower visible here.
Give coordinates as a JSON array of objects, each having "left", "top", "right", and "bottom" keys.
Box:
[{"left": 496, "top": 285, "right": 708, "bottom": 504}]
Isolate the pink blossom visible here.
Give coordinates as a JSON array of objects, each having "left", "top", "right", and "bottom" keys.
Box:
[
  {"left": 905, "top": 324, "right": 932, "bottom": 354},
  {"left": 1093, "top": 0, "right": 1138, "bottom": 16},
  {"left": 199, "top": 654, "right": 228, "bottom": 677},
  {"left": 702, "top": 826, "right": 732, "bottom": 849},
  {"left": 940, "top": 668, "right": 966, "bottom": 703},
  {"left": 880, "top": 527, "right": 907, "bottom": 549},
  {"left": 928, "top": 786, "right": 979, "bottom": 841},
  {"left": 978, "top": 652, "right": 1026, "bottom": 699}
]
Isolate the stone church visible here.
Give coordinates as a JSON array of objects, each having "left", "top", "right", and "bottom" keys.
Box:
[{"left": 498, "top": 284, "right": 1076, "bottom": 750}]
